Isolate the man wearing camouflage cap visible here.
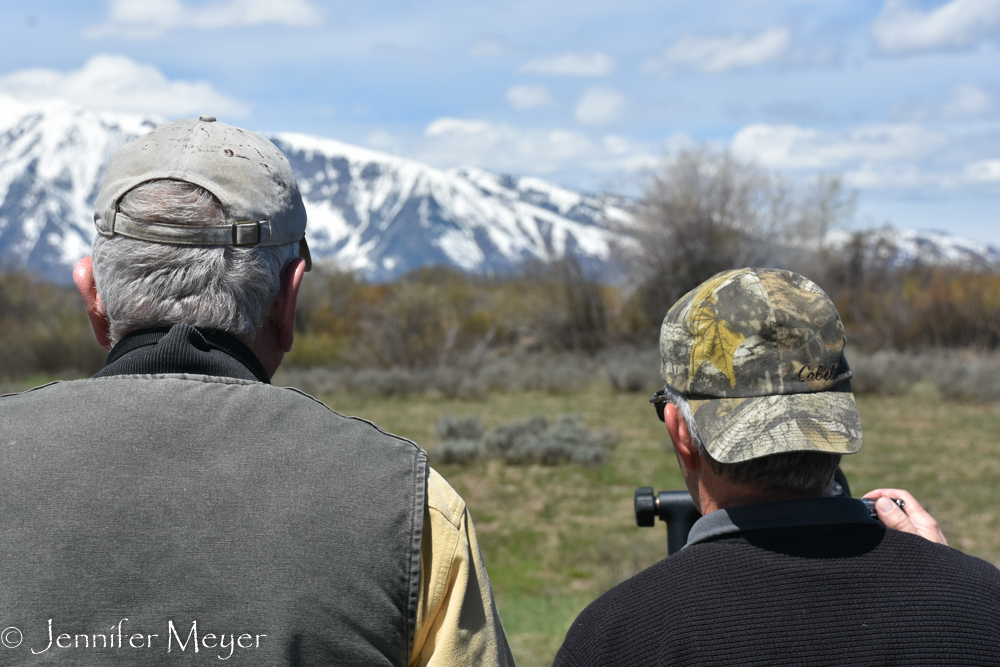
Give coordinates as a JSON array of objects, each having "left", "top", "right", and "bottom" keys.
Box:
[
  {"left": 554, "top": 267, "right": 1000, "bottom": 666},
  {"left": 0, "top": 117, "right": 513, "bottom": 666}
]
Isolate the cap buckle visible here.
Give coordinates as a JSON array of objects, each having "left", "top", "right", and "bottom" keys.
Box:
[{"left": 232, "top": 221, "right": 262, "bottom": 246}]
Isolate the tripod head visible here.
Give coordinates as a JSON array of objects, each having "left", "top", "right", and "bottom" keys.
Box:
[{"left": 634, "top": 488, "right": 701, "bottom": 555}]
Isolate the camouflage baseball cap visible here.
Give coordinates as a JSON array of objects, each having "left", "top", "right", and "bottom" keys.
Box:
[{"left": 659, "top": 268, "right": 862, "bottom": 463}]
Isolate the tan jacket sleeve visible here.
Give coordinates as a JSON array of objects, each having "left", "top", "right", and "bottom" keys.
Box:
[{"left": 410, "top": 467, "right": 516, "bottom": 667}]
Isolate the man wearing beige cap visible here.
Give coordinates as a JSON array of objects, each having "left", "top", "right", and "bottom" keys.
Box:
[
  {"left": 554, "top": 268, "right": 1000, "bottom": 666},
  {"left": 0, "top": 116, "right": 513, "bottom": 666}
]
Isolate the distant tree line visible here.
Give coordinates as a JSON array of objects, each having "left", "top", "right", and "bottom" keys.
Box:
[{"left": 2, "top": 147, "right": 999, "bottom": 380}]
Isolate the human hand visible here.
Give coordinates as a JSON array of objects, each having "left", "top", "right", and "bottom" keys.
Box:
[{"left": 862, "top": 488, "right": 948, "bottom": 546}]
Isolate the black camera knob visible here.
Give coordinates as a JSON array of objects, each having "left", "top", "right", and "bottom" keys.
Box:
[{"left": 635, "top": 486, "right": 657, "bottom": 527}]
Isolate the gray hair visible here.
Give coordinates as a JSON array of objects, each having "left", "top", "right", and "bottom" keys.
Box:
[
  {"left": 659, "top": 384, "right": 841, "bottom": 495},
  {"left": 92, "top": 179, "right": 298, "bottom": 345}
]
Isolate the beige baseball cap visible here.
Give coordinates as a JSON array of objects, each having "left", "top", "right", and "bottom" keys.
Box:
[
  {"left": 94, "top": 115, "right": 310, "bottom": 270},
  {"left": 658, "top": 268, "right": 862, "bottom": 463}
]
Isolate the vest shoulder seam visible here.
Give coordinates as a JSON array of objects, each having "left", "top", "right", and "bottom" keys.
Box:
[
  {"left": 87, "top": 373, "right": 262, "bottom": 385},
  {"left": 0, "top": 380, "right": 61, "bottom": 398}
]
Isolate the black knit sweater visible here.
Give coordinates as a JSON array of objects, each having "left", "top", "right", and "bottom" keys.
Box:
[
  {"left": 94, "top": 323, "right": 270, "bottom": 382},
  {"left": 555, "top": 521, "right": 1000, "bottom": 666}
]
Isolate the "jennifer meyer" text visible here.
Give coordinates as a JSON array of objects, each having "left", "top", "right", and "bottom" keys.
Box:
[{"left": 12, "top": 618, "right": 267, "bottom": 660}]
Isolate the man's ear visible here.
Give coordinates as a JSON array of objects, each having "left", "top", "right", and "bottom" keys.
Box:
[
  {"left": 663, "top": 403, "right": 700, "bottom": 474},
  {"left": 73, "top": 257, "right": 112, "bottom": 350},
  {"left": 272, "top": 258, "right": 306, "bottom": 353}
]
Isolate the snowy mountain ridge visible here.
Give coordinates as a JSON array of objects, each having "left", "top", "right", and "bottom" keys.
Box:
[
  {"left": 0, "top": 99, "right": 631, "bottom": 283},
  {"left": 0, "top": 97, "right": 158, "bottom": 278},
  {"left": 826, "top": 228, "right": 1000, "bottom": 269},
  {"left": 270, "top": 131, "right": 632, "bottom": 280},
  {"left": 0, "top": 98, "right": 997, "bottom": 285}
]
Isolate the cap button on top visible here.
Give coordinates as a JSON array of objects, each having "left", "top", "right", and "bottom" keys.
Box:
[{"left": 199, "top": 115, "right": 217, "bottom": 122}]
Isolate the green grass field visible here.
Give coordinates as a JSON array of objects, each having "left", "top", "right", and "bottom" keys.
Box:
[{"left": 316, "top": 386, "right": 1000, "bottom": 667}]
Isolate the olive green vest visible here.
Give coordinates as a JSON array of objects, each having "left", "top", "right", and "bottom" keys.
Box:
[{"left": 0, "top": 375, "right": 425, "bottom": 666}]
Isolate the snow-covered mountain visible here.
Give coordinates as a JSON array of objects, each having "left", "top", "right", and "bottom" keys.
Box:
[
  {"left": 271, "top": 133, "right": 633, "bottom": 281},
  {"left": 0, "top": 99, "right": 632, "bottom": 284},
  {"left": 1, "top": 99, "right": 998, "bottom": 285},
  {"left": 0, "top": 99, "right": 157, "bottom": 281},
  {"left": 826, "top": 228, "right": 1000, "bottom": 270}
]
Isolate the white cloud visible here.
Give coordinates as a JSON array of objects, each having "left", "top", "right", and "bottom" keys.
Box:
[
  {"left": 966, "top": 159, "right": 1000, "bottom": 182},
  {"left": 468, "top": 35, "right": 512, "bottom": 58},
  {"left": 731, "top": 122, "right": 948, "bottom": 171},
  {"left": 419, "top": 117, "right": 654, "bottom": 176},
  {"left": 520, "top": 52, "right": 615, "bottom": 77},
  {"left": 893, "top": 84, "right": 997, "bottom": 121},
  {"left": 602, "top": 135, "right": 661, "bottom": 170},
  {"left": 729, "top": 121, "right": 1000, "bottom": 192},
  {"left": 941, "top": 84, "right": 995, "bottom": 117},
  {"left": 602, "top": 135, "right": 634, "bottom": 155},
  {"left": 643, "top": 26, "right": 792, "bottom": 75},
  {"left": 574, "top": 87, "right": 626, "bottom": 125},
  {"left": 871, "top": 0, "right": 1000, "bottom": 55},
  {"left": 365, "top": 129, "right": 401, "bottom": 153},
  {"left": 423, "top": 118, "right": 592, "bottom": 173},
  {"left": 0, "top": 54, "right": 249, "bottom": 118},
  {"left": 86, "top": 0, "right": 322, "bottom": 38},
  {"left": 425, "top": 118, "right": 498, "bottom": 140},
  {"left": 505, "top": 85, "right": 553, "bottom": 110}
]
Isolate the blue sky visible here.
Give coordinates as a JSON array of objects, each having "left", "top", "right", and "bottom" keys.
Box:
[{"left": 1, "top": 0, "right": 999, "bottom": 244}]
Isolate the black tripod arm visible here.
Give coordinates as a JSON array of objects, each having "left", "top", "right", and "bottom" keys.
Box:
[{"left": 634, "top": 488, "right": 702, "bottom": 555}]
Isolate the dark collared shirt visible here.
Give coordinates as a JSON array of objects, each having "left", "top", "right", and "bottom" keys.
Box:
[{"left": 685, "top": 496, "right": 879, "bottom": 548}]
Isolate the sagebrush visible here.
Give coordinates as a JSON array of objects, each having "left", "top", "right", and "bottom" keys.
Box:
[{"left": 432, "top": 414, "right": 619, "bottom": 466}]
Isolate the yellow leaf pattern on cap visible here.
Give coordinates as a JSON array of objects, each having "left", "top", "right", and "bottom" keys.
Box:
[{"left": 687, "top": 273, "right": 745, "bottom": 388}]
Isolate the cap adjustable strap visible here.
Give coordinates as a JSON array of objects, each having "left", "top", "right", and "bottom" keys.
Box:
[{"left": 111, "top": 212, "right": 275, "bottom": 247}]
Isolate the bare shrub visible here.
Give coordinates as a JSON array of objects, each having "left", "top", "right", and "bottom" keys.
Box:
[
  {"left": 273, "top": 366, "right": 425, "bottom": 398},
  {"left": 929, "top": 354, "right": 1000, "bottom": 401},
  {"left": 353, "top": 367, "right": 426, "bottom": 397},
  {"left": 531, "top": 257, "right": 608, "bottom": 352},
  {"left": 433, "top": 414, "right": 618, "bottom": 466},
  {"left": 508, "top": 355, "right": 595, "bottom": 393},
  {"left": 527, "top": 414, "right": 618, "bottom": 465},
  {"left": 276, "top": 346, "right": 659, "bottom": 398},
  {"left": 270, "top": 366, "right": 343, "bottom": 396},
  {"left": 847, "top": 348, "right": 1000, "bottom": 401},
  {"left": 848, "top": 349, "right": 930, "bottom": 395},
  {"left": 618, "top": 146, "right": 855, "bottom": 335},
  {"left": 433, "top": 439, "right": 484, "bottom": 464},
  {"left": 474, "top": 350, "right": 599, "bottom": 393},
  {"left": 603, "top": 346, "right": 660, "bottom": 393},
  {"left": 436, "top": 415, "right": 486, "bottom": 441},
  {"left": 482, "top": 416, "right": 550, "bottom": 460}
]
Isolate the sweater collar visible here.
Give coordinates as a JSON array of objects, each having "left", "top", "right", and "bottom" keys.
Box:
[
  {"left": 95, "top": 323, "right": 270, "bottom": 383},
  {"left": 685, "top": 497, "right": 880, "bottom": 549}
]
